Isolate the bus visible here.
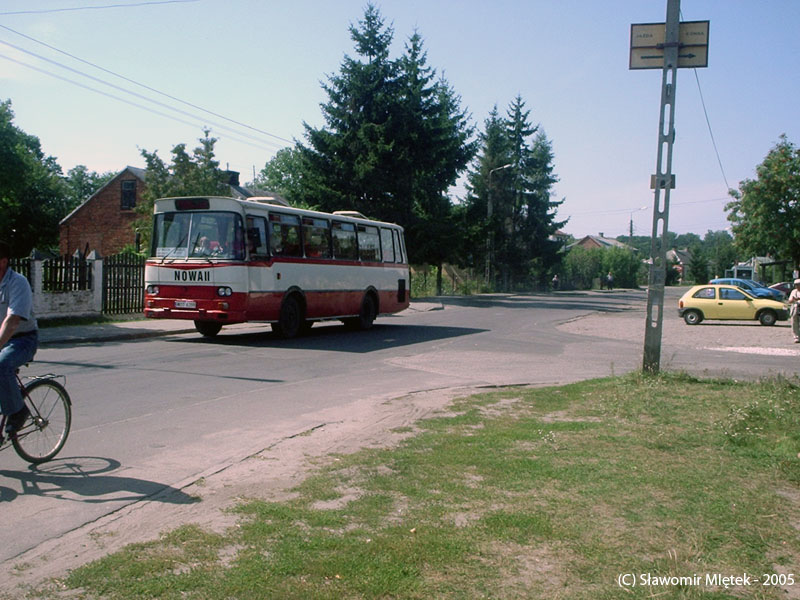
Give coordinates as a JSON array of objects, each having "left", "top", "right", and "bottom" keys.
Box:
[{"left": 144, "top": 196, "right": 410, "bottom": 338}]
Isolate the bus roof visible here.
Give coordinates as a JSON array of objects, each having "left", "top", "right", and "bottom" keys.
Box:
[{"left": 153, "top": 196, "right": 404, "bottom": 230}]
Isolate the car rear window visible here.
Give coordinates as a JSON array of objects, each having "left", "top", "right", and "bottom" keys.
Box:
[{"left": 693, "top": 287, "right": 716, "bottom": 299}]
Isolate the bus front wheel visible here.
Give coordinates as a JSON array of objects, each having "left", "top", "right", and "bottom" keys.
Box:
[
  {"left": 195, "top": 320, "right": 222, "bottom": 337},
  {"left": 272, "top": 295, "right": 303, "bottom": 338}
]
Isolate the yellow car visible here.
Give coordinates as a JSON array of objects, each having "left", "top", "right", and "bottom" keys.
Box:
[{"left": 677, "top": 284, "right": 789, "bottom": 326}]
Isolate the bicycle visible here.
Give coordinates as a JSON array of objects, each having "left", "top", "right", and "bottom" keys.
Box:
[{"left": 0, "top": 368, "right": 72, "bottom": 464}]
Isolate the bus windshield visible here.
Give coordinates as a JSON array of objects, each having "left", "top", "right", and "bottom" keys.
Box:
[{"left": 152, "top": 211, "right": 245, "bottom": 260}]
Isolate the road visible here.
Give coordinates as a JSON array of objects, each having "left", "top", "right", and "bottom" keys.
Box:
[{"left": 1, "top": 289, "right": 798, "bottom": 576}]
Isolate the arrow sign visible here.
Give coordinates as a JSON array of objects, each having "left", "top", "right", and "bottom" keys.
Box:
[{"left": 630, "top": 21, "right": 709, "bottom": 69}]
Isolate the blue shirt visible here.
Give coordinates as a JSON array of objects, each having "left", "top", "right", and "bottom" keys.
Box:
[{"left": 0, "top": 268, "right": 37, "bottom": 333}]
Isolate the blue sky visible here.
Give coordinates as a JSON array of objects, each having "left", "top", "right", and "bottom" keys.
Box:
[{"left": 1, "top": 0, "right": 798, "bottom": 239}]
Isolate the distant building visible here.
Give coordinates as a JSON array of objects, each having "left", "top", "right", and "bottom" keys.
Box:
[
  {"left": 549, "top": 230, "right": 571, "bottom": 247},
  {"left": 59, "top": 166, "right": 146, "bottom": 257},
  {"left": 666, "top": 247, "right": 693, "bottom": 283},
  {"left": 567, "top": 233, "right": 636, "bottom": 252}
]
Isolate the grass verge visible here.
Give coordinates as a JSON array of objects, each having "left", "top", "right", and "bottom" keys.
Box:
[{"left": 59, "top": 373, "right": 800, "bottom": 599}]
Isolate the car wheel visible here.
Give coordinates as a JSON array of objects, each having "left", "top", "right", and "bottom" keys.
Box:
[
  {"left": 758, "top": 310, "right": 777, "bottom": 326},
  {"left": 683, "top": 310, "right": 703, "bottom": 325}
]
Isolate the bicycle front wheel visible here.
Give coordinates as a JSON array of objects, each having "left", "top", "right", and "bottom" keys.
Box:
[{"left": 12, "top": 379, "right": 72, "bottom": 464}]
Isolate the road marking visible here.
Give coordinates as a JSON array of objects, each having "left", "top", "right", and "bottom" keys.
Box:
[{"left": 703, "top": 346, "right": 800, "bottom": 357}]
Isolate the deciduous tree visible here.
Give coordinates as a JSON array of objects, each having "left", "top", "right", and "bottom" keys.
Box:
[
  {"left": 134, "top": 129, "right": 230, "bottom": 250},
  {"left": 727, "top": 134, "right": 800, "bottom": 267},
  {"left": 0, "top": 100, "right": 66, "bottom": 255}
]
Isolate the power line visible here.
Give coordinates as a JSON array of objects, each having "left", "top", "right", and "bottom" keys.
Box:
[
  {"left": 693, "top": 68, "right": 731, "bottom": 192},
  {"left": 679, "top": 8, "right": 731, "bottom": 193},
  {"left": 0, "top": 37, "right": 287, "bottom": 151},
  {"left": 569, "top": 196, "right": 730, "bottom": 217},
  {"left": 0, "top": 24, "right": 294, "bottom": 146},
  {"left": 0, "top": 52, "right": 283, "bottom": 154},
  {"left": 0, "top": 0, "right": 198, "bottom": 16}
]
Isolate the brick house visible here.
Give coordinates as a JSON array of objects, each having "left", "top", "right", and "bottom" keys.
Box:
[{"left": 59, "top": 166, "right": 146, "bottom": 257}]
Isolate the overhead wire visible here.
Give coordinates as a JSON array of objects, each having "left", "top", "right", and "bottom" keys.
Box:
[
  {"left": 0, "top": 37, "right": 287, "bottom": 152},
  {"left": 0, "top": 25, "right": 294, "bottom": 146},
  {"left": 679, "top": 8, "right": 732, "bottom": 193},
  {"left": 0, "top": 1, "right": 198, "bottom": 17},
  {"left": 0, "top": 52, "right": 282, "bottom": 154}
]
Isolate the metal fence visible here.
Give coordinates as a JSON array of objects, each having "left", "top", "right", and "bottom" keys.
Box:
[{"left": 102, "top": 252, "right": 146, "bottom": 315}]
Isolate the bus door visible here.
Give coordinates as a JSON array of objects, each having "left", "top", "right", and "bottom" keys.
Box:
[{"left": 245, "top": 215, "right": 273, "bottom": 319}]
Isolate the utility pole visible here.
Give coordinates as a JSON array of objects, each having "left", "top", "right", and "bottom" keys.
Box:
[
  {"left": 642, "top": 0, "right": 680, "bottom": 373},
  {"left": 630, "top": 1, "right": 709, "bottom": 373}
]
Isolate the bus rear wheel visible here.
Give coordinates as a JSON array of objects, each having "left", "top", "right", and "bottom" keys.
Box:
[
  {"left": 195, "top": 320, "right": 222, "bottom": 337},
  {"left": 344, "top": 294, "right": 377, "bottom": 331}
]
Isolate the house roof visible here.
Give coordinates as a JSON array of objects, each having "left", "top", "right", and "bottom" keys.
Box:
[
  {"left": 567, "top": 234, "right": 635, "bottom": 251},
  {"left": 666, "top": 248, "right": 692, "bottom": 264}
]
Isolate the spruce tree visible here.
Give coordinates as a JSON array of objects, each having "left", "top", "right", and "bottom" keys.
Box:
[
  {"left": 300, "top": 4, "right": 474, "bottom": 269},
  {"left": 462, "top": 97, "right": 565, "bottom": 290}
]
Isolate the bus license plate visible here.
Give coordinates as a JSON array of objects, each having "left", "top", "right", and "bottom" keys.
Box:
[{"left": 175, "top": 300, "right": 197, "bottom": 309}]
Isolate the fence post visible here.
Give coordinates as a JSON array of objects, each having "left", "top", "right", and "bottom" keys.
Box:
[
  {"left": 93, "top": 258, "right": 104, "bottom": 313},
  {"left": 30, "top": 259, "right": 43, "bottom": 316}
]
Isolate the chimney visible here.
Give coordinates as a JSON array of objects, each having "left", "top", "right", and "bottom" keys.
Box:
[{"left": 223, "top": 170, "right": 240, "bottom": 186}]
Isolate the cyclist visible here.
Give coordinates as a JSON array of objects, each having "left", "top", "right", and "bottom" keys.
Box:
[{"left": 0, "top": 241, "right": 38, "bottom": 435}]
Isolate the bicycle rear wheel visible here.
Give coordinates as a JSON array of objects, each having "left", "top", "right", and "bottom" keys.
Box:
[{"left": 12, "top": 379, "right": 72, "bottom": 464}]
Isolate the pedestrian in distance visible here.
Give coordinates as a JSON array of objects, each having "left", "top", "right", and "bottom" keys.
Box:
[
  {"left": 606, "top": 271, "right": 614, "bottom": 291},
  {"left": 788, "top": 278, "right": 800, "bottom": 343},
  {"left": 0, "top": 240, "right": 39, "bottom": 435}
]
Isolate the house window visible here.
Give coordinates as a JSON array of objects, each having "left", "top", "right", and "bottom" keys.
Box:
[{"left": 121, "top": 180, "right": 137, "bottom": 210}]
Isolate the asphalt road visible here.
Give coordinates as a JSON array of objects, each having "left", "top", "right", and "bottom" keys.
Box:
[{"left": 1, "top": 289, "right": 798, "bottom": 566}]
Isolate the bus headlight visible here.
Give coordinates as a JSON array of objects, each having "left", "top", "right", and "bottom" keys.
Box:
[
  {"left": 216, "top": 286, "right": 233, "bottom": 297},
  {"left": 146, "top": 285, "right": 159, "bottom": 295}
]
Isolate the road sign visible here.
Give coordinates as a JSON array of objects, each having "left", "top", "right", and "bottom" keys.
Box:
[
  {"left": 650, "top": 174, "right": 676, "bottom": 189},
  {"left": 630, "top": 20, "right": 709, "bottom": 69}
]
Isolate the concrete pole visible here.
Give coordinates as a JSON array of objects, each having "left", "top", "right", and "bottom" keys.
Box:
[{"left": 643, "top": 0, "right": 680, "bottom": 373}]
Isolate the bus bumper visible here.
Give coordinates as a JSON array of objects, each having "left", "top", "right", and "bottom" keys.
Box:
[{"left": 144, "top": 292, "right": 247, "bottom": 323}]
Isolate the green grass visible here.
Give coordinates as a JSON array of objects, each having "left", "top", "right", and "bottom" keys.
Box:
[{"left": 59, "top": 373, "right": 800, "bottom": 599}]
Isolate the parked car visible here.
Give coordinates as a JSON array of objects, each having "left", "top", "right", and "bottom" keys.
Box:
[
  {"left": 769, "top": 281, "right": 793, "bottom": 297},
  {"left": 678, "top": 284, "right": 789, "bottom": 326},
  {"left": 708, "top": 277, "right": 785, "bottom": 301}
]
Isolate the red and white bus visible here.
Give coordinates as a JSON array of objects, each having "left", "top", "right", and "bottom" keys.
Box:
[{"left": 144, "top": 196, "right": 409, "bottom": 337}]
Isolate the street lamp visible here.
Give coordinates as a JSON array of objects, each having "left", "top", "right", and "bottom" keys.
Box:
[
  {"left": 485, "top": 163, "right": 512, "bottom": 286},
  {"left": 629, "top": 205, "right": 648, "bottom": 239}
]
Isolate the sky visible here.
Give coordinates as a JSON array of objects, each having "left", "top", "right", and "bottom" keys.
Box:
[{"left": 1, "top": 0, "right": 798, "bottom": 240}]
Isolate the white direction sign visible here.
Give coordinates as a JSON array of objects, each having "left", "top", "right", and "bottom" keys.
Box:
[{"left": 630, "top": 20, "right": 709, "bottom": 69}]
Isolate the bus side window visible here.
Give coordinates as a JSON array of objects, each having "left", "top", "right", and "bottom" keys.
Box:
[
  {"left": 303, "top": 217, "right": 332, "bottom": 258},
  {"left": 269, "top": 213, "right": 302, "bottom": 257},
  {"left": 380, "top": 228, "right": 395, "bottom": 263},
  {"left": 246, "top": 216, "right": 269, "bottom": 259},
  {"left": 332, "top": 221, "right": 358, "bottom": 260},
  {"left": 358, "top": 225, "right": 381, "bottom": 262},
  {"left": 393, "top": 230, "right": 405, "bottom": 263}
]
